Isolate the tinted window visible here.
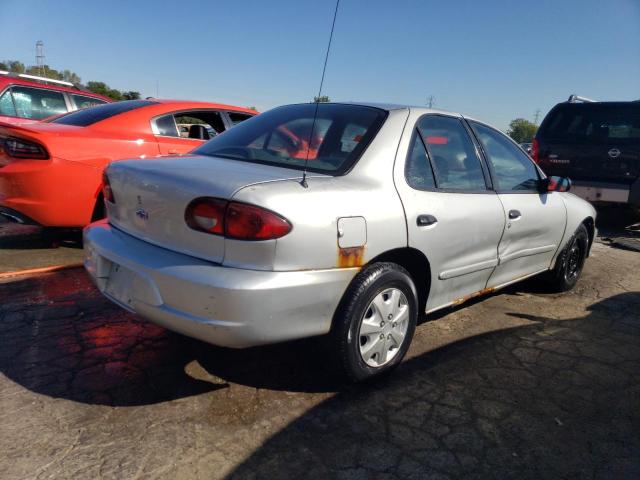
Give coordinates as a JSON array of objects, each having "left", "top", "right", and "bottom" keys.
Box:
[
  {"left": 10, "top": 86, "right": 67, "bottom": 119},
  {"left": 228, "top": 112, "right": 253, "bottom": 125},
  {"left": 193, "top": 104, "right": 388, "bottom": 174},
  {"left": 472, "top": 122, "right": 540, "bottom": 192},
  {"left": 155, "top": 114, "right": 179, "bottom": 136},
  {"left": 416, "top": 115, "right": 486, "bottom": 190},
  {"left": 405, "top": 130, "right": 436, "bottom": 189},
  {"left": 0, "top": 90, "right": 16, "bottom": 116},
  {"left": 541, "top": 104, "right": 640, "bottom": 143},
  {"left": 52, "top": 100, "right": 157, "bottom": 126},
  {"left": 71, "top": 94, "right": 107, "bottom": 110}
]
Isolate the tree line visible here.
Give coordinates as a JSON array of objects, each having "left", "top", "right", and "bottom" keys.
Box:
[{"left": 0, "top": 60, "right": 140, "bottom": 101}]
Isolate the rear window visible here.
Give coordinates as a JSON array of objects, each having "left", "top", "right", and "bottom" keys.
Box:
[
  {"left": 51, "top": 100, "right": 157, "bottom": 126},
  {"left": 540, "top": 104, "right": 640, "bottom": 143},
  {"left": 193, "top": 104, "right": 388, "bottom": 174}
]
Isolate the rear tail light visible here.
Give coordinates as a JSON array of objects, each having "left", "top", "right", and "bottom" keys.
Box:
[
  {"left": 185, "top": 197, "right": 292, "bottom": 240},
  {"left": 102, "top": 172, "right": 116, "bottom": 203},
  {"left": 3, "top": 136, "right": 49, "bottom": 159},
  {"left": 531, "top": 138, "right": 539, "bottom": 163}
]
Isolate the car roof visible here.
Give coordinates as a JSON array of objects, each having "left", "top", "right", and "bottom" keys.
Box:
[
  {"left": 144, "top": 98, "right": 257, "bottom": 114},
  {"left": 285, "top": 101, "right": 464, "bottom": 118},
  {"left": 0, "top": 74, "right": 112, "bottom": 101}
]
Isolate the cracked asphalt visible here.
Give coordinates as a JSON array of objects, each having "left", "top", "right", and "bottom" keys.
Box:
[{"left": 0, "top": 241, "right": 639, "bottom": 479}]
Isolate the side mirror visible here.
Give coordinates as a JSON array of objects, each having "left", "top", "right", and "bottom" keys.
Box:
[{"left": 543, "top": 175, "right": 572, "bottom": 193}]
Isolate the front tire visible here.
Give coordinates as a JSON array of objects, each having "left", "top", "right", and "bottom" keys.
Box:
[
  {"left": 329, "top": 262, "right": 418, "bottom": 382},
  {"left": 546, "top": 224, "right": 589, "bottom": 292}
]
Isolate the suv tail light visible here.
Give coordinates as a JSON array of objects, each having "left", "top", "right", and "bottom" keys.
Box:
[
  {"left": 3, "top": 136, "right": 49, "bottom": 159},
  {"left": 185, "top": 197, "right": 292, "bottom": 240},
  {"left": 531, "top": 138, "right": 539, "bottom": 163},
  {"left": 102, "top": 172, "right": 116, "bottom": 203}
]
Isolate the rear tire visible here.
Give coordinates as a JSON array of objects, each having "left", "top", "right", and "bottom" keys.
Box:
[
  {"left": 546, "top": 224, "right": 589, "bottom": 292},
  {"left": 328, "top": 262, "right": 418, "bottom": 382}
]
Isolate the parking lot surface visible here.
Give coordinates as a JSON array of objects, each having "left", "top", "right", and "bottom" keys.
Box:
[{"left": 0, "top": 241, "right": 639, "bottom": 479}]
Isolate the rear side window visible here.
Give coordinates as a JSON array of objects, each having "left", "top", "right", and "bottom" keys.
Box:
[
  {"left": 193, "top": 104, "right": 388, "bottom": 174},
  {"left": 541, "top": 104, "right": 640, "bottom": 143},
  {"left": 227, "top": 112, "right": 253, "bottom": 125},
  {"left": 471, "top": 122, "right": 540, "bottom": 192},
  {"left": 71, "top": 94, "right": 108, "bottom": 110},
  {"left": 416, "top": 115, "right": 487, "bottom": 191},
  {"left": 405, "top": 130, "right": 436, "bottom": 189},
  {"left": 0, "top": 90, "right": 16, "bottom": 116},
  {"left": 9, "top": 86, "right": 68, "bottom": 120},
  {"left": 52, "top": 100, "right": 157, "bottom": 126}
]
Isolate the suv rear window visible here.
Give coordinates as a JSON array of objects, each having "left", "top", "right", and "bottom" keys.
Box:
[
  {"left": 540, "top": 104, "right": 640, "bottom": 143},
  {"left": 193, "top": 104, "right": 388, "bottom": 174},
  {"left": 51, "top": 100, "right": 157, "bottom": 126}
]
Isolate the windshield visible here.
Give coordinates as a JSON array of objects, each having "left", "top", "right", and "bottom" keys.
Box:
[
  {"left": 193, "top": 103, "right": 388, "bottom": 174},
  {"left": 51, "top": 100, "right": 158, "bottom": 126}
]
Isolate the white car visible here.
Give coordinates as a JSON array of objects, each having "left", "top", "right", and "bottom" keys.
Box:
[{"left": 84, "top": 103, "right": 596, "bottom": 381}]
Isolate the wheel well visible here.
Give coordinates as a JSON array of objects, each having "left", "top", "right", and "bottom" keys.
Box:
[
  {"left": 368, "top": 247, "right": 431, "bottom": 314},
  {"left": 582, "top": 216, "right": 595, "bottom": 254}
]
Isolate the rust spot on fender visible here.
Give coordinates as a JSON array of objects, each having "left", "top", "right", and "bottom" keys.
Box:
[
  {"left": 450, "top": 286, "right": 498, "bottom": 307},
  {"left": 338, "top": 246, "right": 365, "bottom": 268}
]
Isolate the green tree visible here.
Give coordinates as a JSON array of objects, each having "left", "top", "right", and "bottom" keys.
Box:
[
  {"left": 507, "top": 118, "right": 538, "bottom": 143},
  {"left": 121, "top": 91, "right": 141, "bottom": 100},
  {"left": 248, "top": 106, "right": 257, "bottom": 111},
  {"left": 26, "top": 64, "right": 63, "bottom": 80},
  {"left": 313, "top": 95, "right": 330, "bottom": 103},
  {"left": 61, "top": 69, "right": 81, "bottom": 84},
  {"left": 7, "top": 61, "right": 25, "bottom": 74},
  {"left": 0, "top": 62, "right": 7, "bottom": 71},
  {"left": 86, "top": 81, "right": 123, "bottom": 101}
]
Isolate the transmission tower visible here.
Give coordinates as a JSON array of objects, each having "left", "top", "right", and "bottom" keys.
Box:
[
  {"left": 427, "top": 95, "right": 435, "bottom": 109},
  {"left": 36, "top": 40, "right": 45, "bottom": 77},
  {"left": 533, "top": 109, "right": 541, "bottom": 125}
]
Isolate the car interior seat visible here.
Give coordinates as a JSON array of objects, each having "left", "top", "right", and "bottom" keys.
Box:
[{"left": 188, "top": 124, "right": 210, "bottom": 140}]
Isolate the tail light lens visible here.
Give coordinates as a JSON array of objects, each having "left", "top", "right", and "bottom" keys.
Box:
[
  {"left": 3, "top": 136, "right": 49, "bottom": 159},
  {"left": 531, "top": 138, "right": 539, "bottom": 163},
  {"left": 185, "top": 198, "right": 292, "bottom": 240},
  {"left": 102, "top": 172, "right": 116, "bottom": 203}
]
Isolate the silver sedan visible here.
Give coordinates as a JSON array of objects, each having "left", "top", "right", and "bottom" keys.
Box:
[{"left": 84, "top": 103, "right": 596, "bottom": 381}]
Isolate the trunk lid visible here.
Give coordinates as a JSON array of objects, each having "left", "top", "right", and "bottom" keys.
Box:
[{"left": 106, "top": 154, "right": 304, "bottom": 263}]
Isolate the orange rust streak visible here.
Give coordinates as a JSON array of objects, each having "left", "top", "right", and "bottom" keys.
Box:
[
  {"left": 338, "top": 246, "right": 365, "bottom": 268},
  {"left": 450, "top": 286, "right": 497, "bottom": 306},
  {"left": 0, "top": 263, "right": 83, "bottom": 280}
]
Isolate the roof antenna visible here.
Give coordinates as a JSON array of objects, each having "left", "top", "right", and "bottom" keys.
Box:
[{"left": 301, "top": 0, "right": 340, "bottom": 188}]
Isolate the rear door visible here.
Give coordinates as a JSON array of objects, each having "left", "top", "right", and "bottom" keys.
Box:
[
  {"left": 395, "top": 113, "right": 505, "bottom": 312},
  {"left": 152, "top": 110, "right": 227, "bottom": 155},
  {"left": 537, "top": 103, "right": 640, "bottom": 188},
  {"left": 469, "top": 120, "right": 566, "bottom": 288}
]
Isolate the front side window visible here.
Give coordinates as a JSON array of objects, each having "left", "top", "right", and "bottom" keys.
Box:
[
  {"left": 10, "top": 86, "right": 67, "bottom": 120},
  {"left": 193, "top": 104, "right": 388, "bottom": 174},
  {"left": 71, "top": 94, "right": 107, "bottom": 110},
  {"left": 471, "top": 121, "right": 540, "bottom": 192},
  {"left": 0, "top": 90, "right": 16, "bottom": 116},
  {"left": 416, "top": 115, "right": 487, "bottom": 190}
]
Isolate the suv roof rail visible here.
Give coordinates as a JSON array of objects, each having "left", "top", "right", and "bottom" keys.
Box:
[
  {"left": 567, "top": 94, "right": 597, "bottom": 103},
  {"left": 0, "top": 70, "right": 91, "bottom": 92}
]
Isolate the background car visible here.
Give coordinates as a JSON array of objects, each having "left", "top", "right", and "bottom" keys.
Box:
[
  {"left": 533, "top": 96, "right": 640, "bottom": 211},
  {"left": 0, "top": 99, "right": 257, "bottom": 227},
  {"left": 85, "top": 102, "right": 596, "bottom": 382},
  {"left": 519, "top": 142, "right": 532, "bottom": 154},
  {"left": 0, "top": 71, "right": 111, "bottom": 124}
]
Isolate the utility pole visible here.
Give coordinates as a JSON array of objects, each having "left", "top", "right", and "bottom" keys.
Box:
[
  {"left": 533, "top": 109, "right": 541, "bottom": 125},
  {"left": 427, "top": 95, "right": 435, "bottom": 109},
  {"left": 36, "top": 40, "right": 45, "bottom": 77}
]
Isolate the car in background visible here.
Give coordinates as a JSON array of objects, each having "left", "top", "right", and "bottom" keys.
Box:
[
  {"left": 533, "top": 95, "right": 640, "bottom": 210},
  {"left": 520, "top": 142, "right": 532, "bottom": 154},
  {"left": 85, "top": 102, "right": 595, "bottom": 382},
  {"left": 0, "top": 71, "right": 111, "bottom": 124},
  {"left": 0, "top": 99, "right": 257, "bottom": 227}
]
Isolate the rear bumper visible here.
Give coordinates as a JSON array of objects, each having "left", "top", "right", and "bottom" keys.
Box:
[
  {"left": 83, "top": 221, "right": 357, "bottom": 348},
  {"left": 571, "top": 180, "right": 640, "bottom": 208}
]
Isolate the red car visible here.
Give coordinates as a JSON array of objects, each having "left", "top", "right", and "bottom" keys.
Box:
[
  {"left": 0, "top": 99, "right": 257, "bottom": 227},
  {"left": 0, "top": 71, "right": 111, "bottom": 124}
]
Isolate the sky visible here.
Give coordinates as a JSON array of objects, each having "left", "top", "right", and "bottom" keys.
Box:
[{"left": 1, "top": 0, "right": 639, "bottom": 130}]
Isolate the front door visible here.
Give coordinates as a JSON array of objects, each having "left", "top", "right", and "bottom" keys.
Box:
[
  {"left": 468, "top": 121, "right": 566, "bottom": 288},
  {"left": 395, "top": 114, "right": 505, "bottom": 312}
]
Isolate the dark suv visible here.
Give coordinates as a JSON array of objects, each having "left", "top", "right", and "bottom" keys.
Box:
[{"left": 534, "top": 97, "right": 640, "bottom": 210}]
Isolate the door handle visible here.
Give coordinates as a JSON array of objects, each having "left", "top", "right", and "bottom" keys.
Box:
[
  {"left": 167, "top": 149, "right": 179, "bottom": 155},
  {"left": 417, "top": 214, "right": 438, "bottom": 227},
  {"left": 508, "top": 209, "right": 522, "bottom": 220}
]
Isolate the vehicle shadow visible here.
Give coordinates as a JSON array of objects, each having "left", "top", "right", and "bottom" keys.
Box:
[
  {"left": 226, "top": 291, "right": 640, "bottom": 479},
  {"left": 0, "top": 220, "right": 82, "bottom": 249}
]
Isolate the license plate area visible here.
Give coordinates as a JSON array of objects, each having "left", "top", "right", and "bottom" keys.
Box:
[{"left": 104, "top": 262, "right": 136, "bottom": 310}]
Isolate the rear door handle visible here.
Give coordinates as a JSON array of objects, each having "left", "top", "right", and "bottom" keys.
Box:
[
  {"left": 417, "top": 214, "right": 438, "bottom": 227},
  {"left": 508, "top": 209, "right": 521, "bottom": 220}
]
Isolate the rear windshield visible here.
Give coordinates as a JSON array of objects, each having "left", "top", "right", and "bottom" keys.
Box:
[
  {"left": 51, "top": 100, "right": 157, "bottom": 126},
  {"left": 540, "top": 104, "right": 640, "bottom": 143},
  {"left": 193, "top": 103, "right": 388, "bottom": 174}
]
